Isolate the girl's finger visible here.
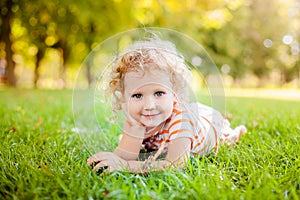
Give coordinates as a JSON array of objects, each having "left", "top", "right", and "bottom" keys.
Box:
[
  {"left": 87, "top": 153, "right": 105, "bottom": 166},
  {"left": 93, "top": 161, "right": 107, "bottom": 171},
  {"left": 86, "top": 157, "right": 95, "bottom": 166},
  {"left": 93, "top": 162, "right": 110, "bottom": 175},
  {"left": 121, "top": 103, "right": 133, "bottom": 122}
]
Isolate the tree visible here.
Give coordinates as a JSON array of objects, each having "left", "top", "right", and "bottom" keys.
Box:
[
  {"left": 18, "top": 0, "right": 78, "bottom": 87},
  {"left": 0, "top": 0, "right": 16, "bottom": 86}
]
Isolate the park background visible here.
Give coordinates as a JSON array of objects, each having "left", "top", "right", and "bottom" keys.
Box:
[
  {"left": 1, "top": 0, "right": 300, "bottom": 199},
  {"left": 1, "top": 0, "right": 299, "bottom": 91}
]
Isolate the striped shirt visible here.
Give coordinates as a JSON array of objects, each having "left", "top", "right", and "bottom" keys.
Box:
[{"left": 142, "top": 102, "right": 225, "bottom": 157}]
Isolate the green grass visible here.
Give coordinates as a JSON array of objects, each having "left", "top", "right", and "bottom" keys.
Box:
[{"left": 0, "top": 89, "right": 299, "bottom": 199}]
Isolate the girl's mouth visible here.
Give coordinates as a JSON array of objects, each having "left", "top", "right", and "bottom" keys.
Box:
[{"left": 141, "top": 113, "right": 160, "bottom": 119}]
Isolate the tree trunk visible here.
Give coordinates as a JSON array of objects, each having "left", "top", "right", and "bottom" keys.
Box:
[
  {"left": 58, "top": 39, "right": 70, "bottom": 88},
  {"left": 34, "top": 48, "right": 45, "bottom": 87},
  {"left": 86, "top": 50, "right": 94, "bottom": 87},
  {"left": 0, "top": 0, "right": 16, "bottom": 87}
]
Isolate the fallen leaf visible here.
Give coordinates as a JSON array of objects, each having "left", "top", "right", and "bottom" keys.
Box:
[
  {"left": 103, "top": 190, "right": 110, "bottom": 196},
  {"left": 34, "top": 117, "right": 43, "bottom": 129},
  {"left": 9, "top": 126, "right": 17, "bottom": 133}
]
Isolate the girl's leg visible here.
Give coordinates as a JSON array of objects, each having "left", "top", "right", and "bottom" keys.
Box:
[{"left": 220, "top": 119, "right": 247, "bottom": 146}]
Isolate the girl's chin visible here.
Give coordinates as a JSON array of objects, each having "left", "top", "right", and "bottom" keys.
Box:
[{"left": 141, "top": 120, "right": 162, "bottom": 128}]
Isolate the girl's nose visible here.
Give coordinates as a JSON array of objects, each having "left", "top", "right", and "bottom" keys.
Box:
[{"left": 143, "top": 97, "right": 156, "bottom": 110}]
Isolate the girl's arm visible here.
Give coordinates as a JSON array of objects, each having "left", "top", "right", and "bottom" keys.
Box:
[
  {"left": 126, "top": 137, "right": 191, "bottom": 173},
  {"left": 113, "top": 120, "right": 145, "bottom": 160},
  {"left": 87, "top": 137, "right": 191, "bottom": 173},
  {"left": 114, "top": 103, "right": 147, "bottom": 160}
]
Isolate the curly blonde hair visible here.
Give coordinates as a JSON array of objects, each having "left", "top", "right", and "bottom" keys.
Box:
[{"left": 108, "top": 38, "right": 192, "bottom": 113}]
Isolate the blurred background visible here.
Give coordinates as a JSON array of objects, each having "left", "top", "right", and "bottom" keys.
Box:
[{"left": 0, "top": 0, "right": 299, "bottom": 89}]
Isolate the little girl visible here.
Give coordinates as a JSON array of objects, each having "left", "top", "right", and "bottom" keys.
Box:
[{"left": 87, "top": 38, "right": 246, "bottom": 173}]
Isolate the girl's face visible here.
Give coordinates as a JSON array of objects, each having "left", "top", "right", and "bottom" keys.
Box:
[{"left": 123, "top": 69, "right": 176, "bottom": 128}]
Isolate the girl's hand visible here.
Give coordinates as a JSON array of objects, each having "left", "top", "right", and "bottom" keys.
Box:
[
  {"left": 121, "top": 103, "right": 144, "bottom": 127},
  {"left": 121, "top": 103, "right": 146, "bottom": 138},
  {"left": 87, "top": 152, "right": 128, "bottom": 173}
]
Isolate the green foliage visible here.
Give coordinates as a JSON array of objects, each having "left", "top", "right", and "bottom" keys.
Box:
[
  {"left": 0, "top": 89, "right": 299, "bottom": 199},
  {"left": 1, "top": 0, "right": 299, "bottom": 87}
]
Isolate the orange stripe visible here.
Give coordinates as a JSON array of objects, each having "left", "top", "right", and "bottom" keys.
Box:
[
  {"left": 195, "top": 143, "right": 208, "bottom": 154},
  {"left": 168, "top": 119, "right": 194, "bottom": 131},
  {"left": 194, "top": 136, "right": 205, "bottom": 149},
  {"left": 166, "top": 118, "right": 172, "bottom": 123},
  {"left": 201, "top": 116, "right": 217, "bottom": 134},
  {"left": 214, "top": 141, "right": 219, "bottom": 153},
  {"left": 169, "top": 128, "right": 192, "bottom": 138},
  {"left": 154, "top": 140, "right": 164, "bottom": 144},
  {"left": 197, "top": 128, "right": 202, "bottom": 135},
  {"left": 201, "top": 116, "right": 219, "bottom": 153},
  {"left": 172, "top": 108, "right": 182, "bottom": 116},
  {"left": 161, "top": 130, "right": 169, "bottom": 134},
  {"left": 201, "top": 116, "right": 217, "bottom": 138}
]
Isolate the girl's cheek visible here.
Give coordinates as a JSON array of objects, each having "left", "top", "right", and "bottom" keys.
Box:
[{"left": 128, "top": 101, "right": 141, "bottom": 111}]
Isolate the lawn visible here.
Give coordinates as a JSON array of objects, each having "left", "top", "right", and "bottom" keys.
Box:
[{"left": 0, "top": 89, "right": 299, "bottom": 199}]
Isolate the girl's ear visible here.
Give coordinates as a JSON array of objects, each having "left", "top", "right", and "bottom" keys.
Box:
[
  {"left": 115, "top": 91, "right": 123, "bottom": 99},
  {"left": 121, "top": 103, "right": 126, "bottom": 111}
]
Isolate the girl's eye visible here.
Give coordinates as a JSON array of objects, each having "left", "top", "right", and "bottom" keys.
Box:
[
  {"left": 154, "top": 91, "right": 165, "bottom": 97},
  {"left": 131, "top": 93, "right": 142, "bottom": 99}
]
